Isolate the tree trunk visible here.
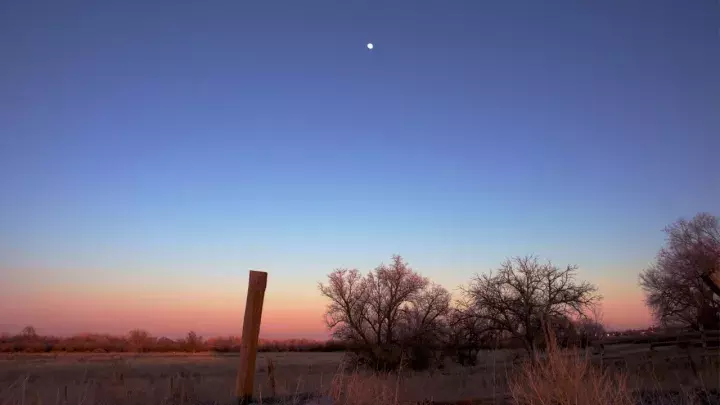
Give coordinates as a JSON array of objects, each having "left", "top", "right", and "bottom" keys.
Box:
[{"left": 523, "top": 336, "right": 537, "bottom": 366}]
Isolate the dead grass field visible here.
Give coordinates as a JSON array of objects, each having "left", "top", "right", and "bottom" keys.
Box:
[{"left": 0, "top": 345, "right": 718, "bottom": 405}]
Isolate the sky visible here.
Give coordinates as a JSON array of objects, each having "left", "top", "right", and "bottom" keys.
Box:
[{"left": 1, "top": 1, "right": 719, "bottom": 339}]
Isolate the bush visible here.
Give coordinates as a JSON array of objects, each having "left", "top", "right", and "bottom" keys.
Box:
[
  {"left": 343, "top": 345, "right": 402, "bottom": 372},
  {"left": 406, "top": 344, "right": 435, "bottom": 371},
  {"left": 445, "top": 345, "right": 479, "bottom": 366},
  {"left": 342, "top": 343, "right": 440, "bottom": 372}
]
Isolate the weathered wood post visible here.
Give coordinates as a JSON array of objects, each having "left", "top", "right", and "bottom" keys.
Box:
[{"left": 236, "top": 270, "right": 268, "bottom": 405}]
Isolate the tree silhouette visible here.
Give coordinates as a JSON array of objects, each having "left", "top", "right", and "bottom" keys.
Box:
[
  {"left": 185, "top": 331, "right": 203, "bottom": 352},
  {"left": 318, "top": 255, "right": 450, "bottom": 370},
  {"left": 21, "top": 325, "right": 37, "bottom": 339},
  {"left": 639, "top": 213, "right": 720, "bottom": 330},
  {"left": 464, "top": 255, "right": 601, "bottom": 357},
  {"left": 127, "top": 329, "right": 151, "bottom": 352}
]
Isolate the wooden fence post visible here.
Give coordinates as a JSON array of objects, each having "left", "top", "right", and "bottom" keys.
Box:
[{"left": 236, "top": 270, "right": 268, "bottom": 405}]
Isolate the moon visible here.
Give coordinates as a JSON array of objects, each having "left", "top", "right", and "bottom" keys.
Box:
[{"left": 367, "top": 43, "right": 374, "bottom": 50}]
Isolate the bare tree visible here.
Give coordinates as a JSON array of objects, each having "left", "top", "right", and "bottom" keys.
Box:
[
  {"left": 318, "top": 255, "right": 450, "bottom": 369},
  {"left": 21, "top": 325, "right": 37, "bottom": 339},
  {"left": 575, "top": 305, "right": 606, "bottom": 347},
  {"left": 127, "top": 329, "right": 152, "bottom": 352},
  {"left": 318, "top": 255, "right": 430, "bottom": 346},
  {"left": 639, "top": 213, "right": 720, "bottom": 330},
  {"left": 464, "top": 255, "right": 601, "bottom": 357},
  {"left": 185, "top": 330, "right": 204, "bottom": 352},
  {"left": 396, "top": 282, "right": 452, "bottom": 370},
  {"left": 575, "top": 318, "right": 606, "bottom": 343},
  {"left": 400, "top": 282, "right": 451, "bottom": 344}
]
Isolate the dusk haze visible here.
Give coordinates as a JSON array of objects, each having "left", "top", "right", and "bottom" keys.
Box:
[{"left": 2, "top": 0, "right": 719, "bottom": 342}]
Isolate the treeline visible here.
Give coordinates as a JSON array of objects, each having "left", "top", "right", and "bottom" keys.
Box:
[
  {"left": 318, "top": 254, "right": 606, "bottom": 371},
  {"left": 0, "top": 327, "right": 348, "bottom": 353},
  {"left": 313, "top": 213, "right": 719, "bottom": 371}
]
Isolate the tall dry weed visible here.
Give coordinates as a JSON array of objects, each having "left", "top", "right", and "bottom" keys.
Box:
[
  {"left": 326, "top": 354, "right": 403, "bottom": 405},
  {"left": 509, "top": 319, "right": 635, "bottom": 405},
  {"left": 266, "top": 357, "right": 277, "bottom": 398}
]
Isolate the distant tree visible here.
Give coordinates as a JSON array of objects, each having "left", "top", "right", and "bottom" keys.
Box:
[
  {"left": 318, "top": 255, "right": 451, "bottom": 370},
  {"left": 464, "top": 255, "right": 601, "bottom": 358},
  {"left": 127, "top": 329, "right": 152, "bottom": 352},
  {"left": 21, "top": 326, "right": 37, "bottom": 339},
  {"left": 639, "top": 213, "right": 720, "bottom": 330},
  {"left": 571, "top": 305, "right": 606, "bottom": 348},
  {"left": 156, "top": 337, "right": 177, "bottom": 352},
  {"left": 575, "top": 318, "right": 606, "bottom": 346},
  {"left": 185, "top": 331, "right": 204, "bottom": 352}
]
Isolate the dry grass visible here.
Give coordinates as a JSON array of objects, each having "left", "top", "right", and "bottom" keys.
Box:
[
  {"left": 506, "top": 326, "right": 720, "bottom": 405},
  {"left": 508, "top": 325, "right": 633, "bottom": 405},
  {"left": 509, "top": 348, "right": 634, "bottom": 405},
  {"left": 0, "top": 344, "right": 718, "bottom": 405}
]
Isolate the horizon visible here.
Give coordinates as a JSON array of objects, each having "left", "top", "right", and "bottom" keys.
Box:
[
  {"left": 1, "top": 1, "right": 718, "bottom": 339},
  {"left": 0, "top": 258, "right": 656, "bottom": 340},
  {"left": 0, "top": 317, "right": 658, "bottom": 341}
]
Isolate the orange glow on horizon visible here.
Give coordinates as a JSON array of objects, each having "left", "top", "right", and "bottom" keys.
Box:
[{"left": 2, "top": 272, "right": 653, "bottom": 338}]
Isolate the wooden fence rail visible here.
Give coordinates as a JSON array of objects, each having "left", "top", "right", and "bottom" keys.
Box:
[
  {"left": 595, "top": 330, "right": 720, "bottom": 348},
  {"left": 592, "top": 330, "right": 720, "bottom": 360}
]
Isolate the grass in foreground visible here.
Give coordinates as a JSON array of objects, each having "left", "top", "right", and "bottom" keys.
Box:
[{"left": 1, "top": 344, "right": 718, "bottom": 405}]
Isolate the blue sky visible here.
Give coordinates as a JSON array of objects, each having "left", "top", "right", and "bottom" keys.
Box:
[{"left": 1, "top": 1, "right": 718, "bottom": 336}]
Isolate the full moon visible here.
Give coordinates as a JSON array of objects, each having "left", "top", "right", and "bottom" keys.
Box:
[{"left": 367, "top": 43, "right": 374, "bottom": 50}]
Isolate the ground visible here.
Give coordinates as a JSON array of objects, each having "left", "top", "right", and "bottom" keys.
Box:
[{"left": 0, "top": 345, "right": 717, "bottom": 405}]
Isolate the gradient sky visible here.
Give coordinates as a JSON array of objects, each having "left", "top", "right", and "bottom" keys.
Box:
[{"left": 1, "top": 1, "right": 719, "bottom": 339}]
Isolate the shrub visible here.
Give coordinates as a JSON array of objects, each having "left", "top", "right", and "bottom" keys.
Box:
[{"left": 342, "top": 343, "right": 441, "bottom": 372}]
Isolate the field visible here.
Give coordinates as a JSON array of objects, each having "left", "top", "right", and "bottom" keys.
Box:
[{"left": 1, "top": 342, "right": 719, "bottom": 405}]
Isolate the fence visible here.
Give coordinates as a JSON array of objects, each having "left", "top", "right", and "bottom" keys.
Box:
[
  {"left": 591, "top": 329, "right": 720, "bottom": 368},
  {"left": 594, "top": 330, "right": 720, "bottom": 350}
]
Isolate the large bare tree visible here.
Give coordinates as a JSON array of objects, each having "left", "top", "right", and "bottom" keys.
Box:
[
  {"left": 464, "top": 255, "right": 601, "bottom": 357},
  {"left": 318, "top": 255, "right": 451, "bottom": 369},
  {"left": 318, "top": 255, "right": 450, "bottom": 345},
  {"left": 639, "top": 213, "right": 720, "bottom": 330}
]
